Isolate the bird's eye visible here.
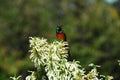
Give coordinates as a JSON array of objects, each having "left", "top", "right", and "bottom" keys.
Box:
[
  {"left": 58, "top": 28, "right": 61, "bottom": 31},
  {"left": 56, "top": 27, "right": 60, "bottom": 30}
]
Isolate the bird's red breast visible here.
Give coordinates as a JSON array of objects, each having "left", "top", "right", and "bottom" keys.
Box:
[{"left": 56, "top": 33, "right": 66, "bottom": 41}]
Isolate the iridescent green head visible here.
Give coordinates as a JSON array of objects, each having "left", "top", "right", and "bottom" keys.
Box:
[{"left": 56, "top": 25, "right": 63, "bottom": 33}]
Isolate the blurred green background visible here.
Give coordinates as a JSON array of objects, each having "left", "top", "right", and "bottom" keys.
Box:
[{"left": 0, "top": 0, "right": 120, "bottom": 79}]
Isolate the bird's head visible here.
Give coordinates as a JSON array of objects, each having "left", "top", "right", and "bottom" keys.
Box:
[{"left": 56, "top": 25, "right": 63, "bottom": 33}]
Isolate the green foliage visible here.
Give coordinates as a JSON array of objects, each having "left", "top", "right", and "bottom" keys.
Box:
[{"left": 0, "top": 0, "right": 120, "bottom": 79}]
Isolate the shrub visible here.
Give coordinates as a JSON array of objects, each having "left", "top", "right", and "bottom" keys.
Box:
[{"left": 10, "top": 37, "right": 113, "bottom": 80}]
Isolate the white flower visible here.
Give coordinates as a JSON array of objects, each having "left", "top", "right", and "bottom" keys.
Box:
[
  {"left": 10, "top": 76, "right": 21, "bottom": 80},
  {"left": 118, "top": 60, "right": 120, "bottom": 66},
  {"left": 26, "top": 71, "right": 36, "bottom": 80},
  {"left": 10, "top": 37, "right": 114, "bottom": 80}
]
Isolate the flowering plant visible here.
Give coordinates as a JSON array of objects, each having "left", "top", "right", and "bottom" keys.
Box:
[{"left": 10, "top": 37, "right": 113, "bottom": 80}]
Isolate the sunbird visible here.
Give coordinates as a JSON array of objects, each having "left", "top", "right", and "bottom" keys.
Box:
[
  {"left": 56, "top": 25, "right": 66, "bottom": 41},
  {"left": 56, "top": 25, "right": 72, "bottom": 60}
]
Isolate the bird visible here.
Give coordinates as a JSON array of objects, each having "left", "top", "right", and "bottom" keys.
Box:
[
  {"left": 56, "top": 25, "right": 72, "bottom": 61},
  {"left": 56, "top": 25, "right": 66, "bottom": 41}
]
